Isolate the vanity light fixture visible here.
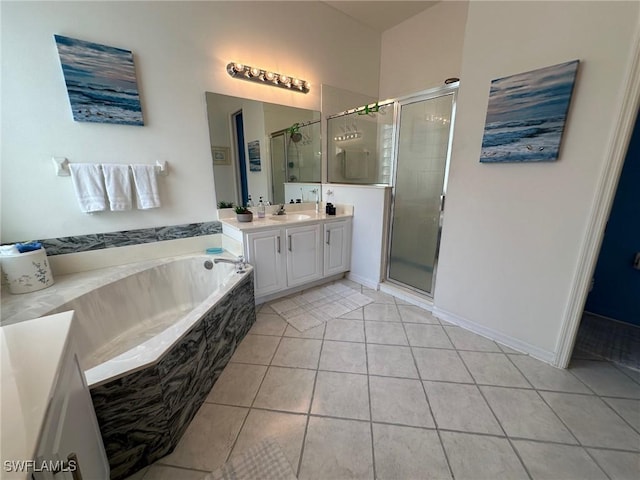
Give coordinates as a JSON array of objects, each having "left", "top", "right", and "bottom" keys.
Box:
[{"left": 226, "top": 62, "right": 310, "bottom": 94}]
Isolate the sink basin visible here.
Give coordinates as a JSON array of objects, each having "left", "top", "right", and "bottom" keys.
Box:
[{"left": 271, "top": 214, "right": 312, "bottom": 221}]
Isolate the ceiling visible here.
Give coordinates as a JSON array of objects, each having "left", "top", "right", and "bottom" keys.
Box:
[{"left": 323, "top": 1, "right": 439, "bottom": 32}]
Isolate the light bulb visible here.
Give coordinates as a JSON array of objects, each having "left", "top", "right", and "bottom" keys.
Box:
[
  {"left": 292, "top": 78, "right": 301, "bottom": 87},
  {"left": 233, "top": 63, "right": 244, "bottom": 72},
  {"left": 279, "top": 75, "right": 290, "bottom": 84},
  {"left": 250, "top": 67, "right": 260, "bottom": 77},
  {"left": 265, "top": 71, "right": 276, "bottom": 81}
]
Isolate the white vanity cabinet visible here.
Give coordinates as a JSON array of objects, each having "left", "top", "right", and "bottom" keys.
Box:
[
  {"left": 246, "top": 223, "right": 322, "bottom": 297},
  {"left": 285, "top": 223, "right": 323, "bottom": 287},
  {"left": 323, "top": 219, "right": 352, "bottom": 277},
  {"left": 230, "top": 213, "right": 352, "bottom": 300}
]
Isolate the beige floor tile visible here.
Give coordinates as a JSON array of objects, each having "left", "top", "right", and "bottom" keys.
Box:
[
  {"left": 509, "top": 354, "right": 592, "bottom": 393},
  {"left": 424, "top": 381, "right": 502, "bottom": 435},
  {"left": 617, "top": 365, "right": 640, "bottom": 384},
  {"left": 340, "top": 307, "right": 364, "bottom": 320},
  {"left": 365, "top": 321, "right": 408, "bottom": 345},
  {"left": 497, "top": 343, "right": 525, "bottom": 355},
  {"left": 481, "top": 386, "right": 576, "bottom": 443},
  {"left": 299, "top": 417, "right": 373, "bottom": 480},
  {"left": 361, "top": 288, "right": 396, "bottom": 304},
  {"left": 570, "top": 360, "right": 640, "bottom": 398},
  {"left": 253, "top": 366, "right": 316, "bottom": 413},
  {"left": 513, "top": 440, "right": 607, "bottom": 480},
  {"left": 541, "top": 391, "right": 640, "bottom": 450},
  {"left": 459, "top": 351, "right": 530, "bottom": 387},
  {"left": 142, "top": 465, "right": 206, "bottom": 480},
  {"left": 229, "top": 334, "right": 280, "bottom": 365},
  {"left": 319, "top": 340, "right": 367, "bottom": 374},
  {"left": 405, "top": 324, "right": 453, "bottom": 349},
  {"left": 162, "top": 403, "right": 248, "bottom": 471},
  {"left": 283, "top": 322, "right": 325, "bottom": 339},
  {"left": 413, "top": 348, "right": 474, "bottom": 383},
  {"left": 444, "top": 326, "right": 501, "bottom": 352},
  {"left": 324, "top": 319, "right": 365, "bottom": 342},
  {"left": 363, "top": 303, "right": 401, "bottom": 322},
  {"left": 602, "top": 397, "right": 640, "bottom": 431},
  {"left": 440, "top": 431, "right": 529, "bottom": 480},
  {"left": 373, "top": 423, "right": 451, "bottom": 480},
  {"left": 206, "top": 363, "right": 267, "bottom": 406},
  {"left": 367, "top": 344, "right": 418, "bottom": 378},
  {"left": 587, "top": 448, "right": 640, "bottom": 480},
  {"left": 230, "top": 409, "right": 307, "bottom": 471},
  {"left": 271, "top": 337, "right": 322, "bottom": 369},
  {"left": 397, "top": 304, "right": 440, "bottom": 324},
  {"left": 369, "top": 376, "right": 434, "bottom": 427},
  {"left": 250, "top": 312, "right": 287, "bottom": 336},
  {"left": 311, "top": 371, "right": 370, "bottom": 420}
]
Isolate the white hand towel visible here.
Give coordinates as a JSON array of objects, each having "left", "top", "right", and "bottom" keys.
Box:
[
  {"left": 102, "top": 164, "right": 133, "bottom": 211},
  {"left": 68, "top": 163, "right": 107, "bottom": 213},
  {"left": 131, "top": 164, "right": 161, "bottom": 209}
]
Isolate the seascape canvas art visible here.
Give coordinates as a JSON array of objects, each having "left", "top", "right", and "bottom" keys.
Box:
[
  {"left": 54, "top": 35, "right": 144, "bottom": 126},
  {"left": 480, "top": 60, "right": 579, "bottom": 163}
]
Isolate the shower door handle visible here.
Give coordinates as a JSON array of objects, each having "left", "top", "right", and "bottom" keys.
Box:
[{"left": 439, "top": 194, "right": 446, "bottom": 212}]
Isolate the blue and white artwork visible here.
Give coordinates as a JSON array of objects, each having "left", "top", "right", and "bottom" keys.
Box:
[
  {"left": 54, "top": 35, "right": 144, "bottom": 126},
  {"left": 480, "top": 60, "right": 579, "bottom": 163}
]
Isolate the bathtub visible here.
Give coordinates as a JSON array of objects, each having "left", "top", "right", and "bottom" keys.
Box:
[{"left": 3, "top": 254, "right": 256, "bottom": 480}]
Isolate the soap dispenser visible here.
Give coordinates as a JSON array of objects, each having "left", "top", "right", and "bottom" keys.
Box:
[
  {"left": 246, "top": 195, "right": 254, "bottom": 208},
  {"left": 257, "top": 196, "right": 265, "bottom": 218}
]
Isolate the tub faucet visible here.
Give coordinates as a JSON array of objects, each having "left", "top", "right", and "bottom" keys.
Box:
[
  {"left": 276, "top": 204, "right": 286, "bottom": 215},
  {"left": 212, "top": 255, "right": 247, "bottom": 273}
]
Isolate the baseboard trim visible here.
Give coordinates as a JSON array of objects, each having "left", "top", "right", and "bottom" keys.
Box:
[
  {"left": 432, "top": 306, "right": 556, "bottom": 365},
  {"left": 379, "top": 282, "right": 434, "bottom": 312},
  {"left": 346, "top": 272, "right": 379, "bottom": 290}
]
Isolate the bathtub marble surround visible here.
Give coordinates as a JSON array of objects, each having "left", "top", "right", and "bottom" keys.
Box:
[
  {"left": 92, "top": 272, "right": 256, "bottom": 480},
  {"left": 36, "top": 221, "right": 222, "bottom": 256}
]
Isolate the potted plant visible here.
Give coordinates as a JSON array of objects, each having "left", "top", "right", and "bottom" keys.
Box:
[
  {"left": 287, "top": 122, "right": 302, "bottom": 143},
  {"left": 217, "top": 201, "right": 234, "bottom": 209},
  {"left": 235, "top": 205, "right": 253, "bottom": 223}
]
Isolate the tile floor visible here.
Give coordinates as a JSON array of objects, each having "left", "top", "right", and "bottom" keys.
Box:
[{"left": 128, "top": 279, "right": 640, "bottom": 480}]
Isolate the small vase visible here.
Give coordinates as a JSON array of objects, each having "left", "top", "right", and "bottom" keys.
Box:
[{"left": 236, "top": 212, "right": 253, "bottom": 223}]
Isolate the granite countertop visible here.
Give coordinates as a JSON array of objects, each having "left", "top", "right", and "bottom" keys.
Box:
[{"left": 219, "top": 207, "right": 353, "bottom": 232}]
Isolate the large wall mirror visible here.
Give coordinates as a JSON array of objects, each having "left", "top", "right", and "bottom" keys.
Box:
[{"left": 205, "top": 92, "right": 321, "bottom": 207}]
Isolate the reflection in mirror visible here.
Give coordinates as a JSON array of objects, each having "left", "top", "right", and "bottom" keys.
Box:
[
  {"left": 205, "top": 92, "right": 321, "bottom": 208},
  {"left": 327, "top": 102, "right": 394, "bottom": 185}
]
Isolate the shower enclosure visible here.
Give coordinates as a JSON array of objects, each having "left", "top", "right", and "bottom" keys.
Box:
[{"left": 387, "top": 85, "right": 457, "bottom": 296}]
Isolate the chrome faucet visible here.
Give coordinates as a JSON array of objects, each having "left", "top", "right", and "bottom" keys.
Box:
[
  {"left": 209, "top": 255, "right": 247, "bottom": 273},
  {"left": 276, "top": 204, "right": 286, "bottom": 215}
]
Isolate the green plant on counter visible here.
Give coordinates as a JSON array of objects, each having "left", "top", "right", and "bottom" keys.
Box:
[
  {"left": 234, "top": 205, "right": 251, "bottom": 214},
  {"left": 217, "top": 201, "right": 234, "bottom": 208}
]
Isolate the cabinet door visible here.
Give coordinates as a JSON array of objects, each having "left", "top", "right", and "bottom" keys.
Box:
[
  {"left": 35, "top": 349, "right": 109, "bottom": 480},
  {"left": 246, "top": 229, "right": 286, "bottom": 297},
  {"left": 324, "top": 220, "right": 352, "bottom": 276},
  {"left": 285, "top": 224, "right": 322, "bottom": 287}
]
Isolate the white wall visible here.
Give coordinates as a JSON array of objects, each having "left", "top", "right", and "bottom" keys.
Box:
[
  {"left": 1, "top": 1, "right": 380, "bottom": 243},
  {"left": 379, "top": 0, "right": 468, "bottom": 99},
  {"left": 433, "top": 1, "right": 640, "bottom": 360}
]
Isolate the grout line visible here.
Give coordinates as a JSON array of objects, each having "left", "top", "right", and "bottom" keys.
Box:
[
  {"left": 441, "top": 325, "right": 534, "bottom": 480},
  {"left": 397, "top": 299, "right": 455, "bottom": 480},
  {"left": 362, "top": 303, "right": 377, "bottom": 480},
  {"left": 295, "top": 313, "right": 326, "bottom": 477},
  {"left": 599, "top": 397, "right": 640, "bottom": 435}
]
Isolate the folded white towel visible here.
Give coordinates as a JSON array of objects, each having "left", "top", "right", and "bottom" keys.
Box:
[
  {"left": 68, "top": 163, "right": 107, "bottom": 213},
  {"left": 102, "top": 164, "right": 133, "bottom": 211},
  {"left": 131, "top": 164, "right": 161, "bottom": 209}
]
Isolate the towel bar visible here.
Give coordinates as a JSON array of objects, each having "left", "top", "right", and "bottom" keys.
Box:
[{"left": 52, "top": 157, "right": 168, "bottom": 177}]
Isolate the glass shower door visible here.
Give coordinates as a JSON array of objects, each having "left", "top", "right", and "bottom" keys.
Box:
[
  {"left": 270, "top": 132, "right": 287, "bottom": 205},
  {"left": 388, "top": 91, "right": 456, "bottom": 295}
]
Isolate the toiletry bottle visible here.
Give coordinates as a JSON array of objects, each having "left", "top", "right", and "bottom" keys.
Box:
[
  {"left": 257, "top": 196, "right": 265, "bottom": 218},
  {"left": 246, "top": 195, "right": 254, "bottom": 208}
]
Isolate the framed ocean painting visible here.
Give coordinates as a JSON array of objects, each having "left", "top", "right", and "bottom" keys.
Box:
[
  {"left": 480, "top": 60, "right": 579, "bottom": 163},
  {"left": 54, "top": 35, "right": 144, "bottom": 126}
]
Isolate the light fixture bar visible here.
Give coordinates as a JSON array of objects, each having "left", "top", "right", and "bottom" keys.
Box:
[{"left": 226, "top": 62, "right": 310, "bottom": 94}]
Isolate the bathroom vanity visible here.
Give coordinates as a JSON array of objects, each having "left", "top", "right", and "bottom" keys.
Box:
[
  {"left": 220, "top": 206, "right": 353, "bottom": 301},
  {"left": 1, "top": 311, "right": 109, "bottom": 480}
]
